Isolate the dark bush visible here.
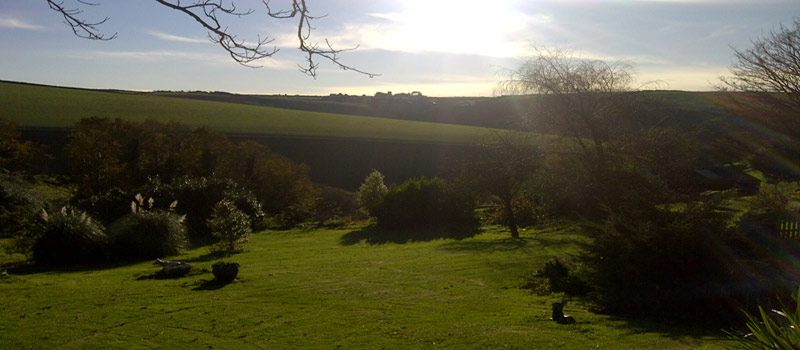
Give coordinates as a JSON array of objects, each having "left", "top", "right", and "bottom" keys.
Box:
[
  {"left": 583, "top": 201, "right": 793, "bottom": 322},
  {"left": 539, "top": 257, "right": 591, "bottom": 296},
  {"left": 313, "top": 185, "right": 363, "bottom": 225},
  {"left": 0, "top": 171, "right": 47, "bottom": 239},
  {"left": 30, "top": 207, "right": 108, "bottom": 266},
  {"left": 108, "top": 196, "right": 188, "bottom": 261},
  {"left": 168, "top": 177, "right": 263, "bottom": 243},
  {"left": 212, "top": 262, "right": 240, "bottom": 283},
  {"left": 374, "top": 177, "right": 477, "bottom": 229},
  {"left": 71, "top": 187, "right": 133, "bottom": 226}
]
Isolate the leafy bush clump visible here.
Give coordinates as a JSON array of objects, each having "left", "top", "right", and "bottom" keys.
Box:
[
  {"left": 208, "top": 200, "right": 251, "bottom": 253},
  {"left": 212, "top": 262, "right": 240, "bottom": 283},
  {"left": 313, "top": 185, "right": 362, "bottom": 226},
  {"left": 357, "top": 169, "right": 387, "bottom": 217},
  {"left": 374, "top": 177, "right": 477, "bottom": 229},
  {"left": 30, "top": 207, "right": 108, "bottom": 266},
  {"left": 584, "top": 201, "right": 791, "bottom": 322},
  {"left": 0, "top": 171, "right": 47, "bottom": 239},
  {"left": 167, "top": 177, "right": 263, "bottom": 243},
  {"left": 108, "top": 195, "right": 188, "bottom": 261}
]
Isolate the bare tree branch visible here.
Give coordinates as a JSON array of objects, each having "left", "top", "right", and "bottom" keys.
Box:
[
  {"left": 46, "top": 0, "right": 117, "bottom": 40},
  {"left": 153, "top": 0, "right": 277, "bottom": 67},
  {"left": 45, "top": 0, "right": 377, "bottom": 76},
  {"left": 264, "top": 0, "right": 378, "bottom": 78}
]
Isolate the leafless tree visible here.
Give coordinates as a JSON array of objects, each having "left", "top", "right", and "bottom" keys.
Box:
[
  {"left": 498, "top": 48, "right": 638, "bottom": 169},
  {"left": 719, "top": 17, "right": 800, "bottom": 134},
  {"left": 45, "top": 0, "right": 377, "bottom": 78}
]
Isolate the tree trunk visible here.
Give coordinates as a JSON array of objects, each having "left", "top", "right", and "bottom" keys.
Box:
[{"left": 503, "top": 197, "right": 519, "bottom": 239}]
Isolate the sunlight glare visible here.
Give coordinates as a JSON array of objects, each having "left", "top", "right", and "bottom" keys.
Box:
[{"left": 368, "top": 0, "right": 534, "bottom": 57}]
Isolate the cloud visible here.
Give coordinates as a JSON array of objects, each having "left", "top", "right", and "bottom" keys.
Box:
[
  {"left": 147, "top": 30, "right": 209, "bottom": 44},
  {"left": 63, "top": 50, "right": 296, "bottom": 70},
  {"left": 0, "top": 17, "right": 45, "bottom": 31}
]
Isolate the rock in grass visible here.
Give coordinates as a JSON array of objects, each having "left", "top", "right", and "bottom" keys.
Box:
[{"left": 153, "top": 259, "right": 192, "bottom": 279}]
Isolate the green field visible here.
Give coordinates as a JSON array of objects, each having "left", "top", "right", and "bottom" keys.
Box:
[
  {"left": 0, "top": 225, "right": 728, "bottom": 349},
  {"left": 0, "top": 81, "right": 505, "bottom": 144}
]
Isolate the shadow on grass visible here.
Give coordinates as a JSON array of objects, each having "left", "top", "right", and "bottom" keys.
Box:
[
  {"left": 192, "top": 278, "right": 233, "bottom": 291},
  {"left": 340, "top": 225, "right": 482, "bottom": 245},
  {"left": 185, "top": 251, "right": 229, "bottom": 263},
  {"left": 600, "top": 313, "right": 730, "bottom": 342}
]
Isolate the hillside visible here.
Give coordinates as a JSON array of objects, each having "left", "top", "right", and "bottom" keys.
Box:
[{"left": 0, "top": 81, "right": 504, "bottom": 145}]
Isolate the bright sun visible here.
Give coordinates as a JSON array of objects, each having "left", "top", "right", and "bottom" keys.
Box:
[{"left": 365, "top": 0, "right": 532, "bottom": 57}]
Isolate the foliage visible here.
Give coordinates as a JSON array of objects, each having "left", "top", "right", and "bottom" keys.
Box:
[
  {"left": 356, "top": 169, "right": 388, "bottom": 217},
  {"left": 485, "top": 193, "right": 545, "bottom": 229},
  {"left": 500, "top": 48, "right": 640, "bottom": 167},
  {"left": 0, "top": 171, "right": 48, "bottom": 239},
  {"left": 208, "top": 200, "right": 251, "bottom": 254},
  {"left": 107, "top": 194, "right": 188, "bottom": 261},
  {"left": 218, "top": 140, "right": 317, "bottom": 217},
  {"left": 313, "top": 185, "right": 362, "bottom": 226},
  {"left": 727, "top": 287, "right": 800, "bottom": 350},
  {"left": 583, "top": 200, "right": 792, "bottom": 322},
  {"left": 29, "top": 206, "right": 108, "bottom": 266},
  {"left": 374, "top": 177, "right": 477, "bottom": 229},
  {"left": 462, "top": 135, "right": 541, "bottom": 238},
  {"left": 65, "top": 117, "right": 232, "bottom": 197},
  {"left": 526, "top": 257, "right": 591, "bottom": 296},
  {"left": 166, "top": 176, "right": 262, "bottom": 243},
  {"left": 211, "top": 262, "right": 240, "bottom": 284},
  {"left": 0, "top": 116, "right": 49, "bottom": 173}
]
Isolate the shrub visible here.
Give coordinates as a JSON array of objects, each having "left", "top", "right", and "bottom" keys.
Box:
[
  {"left": 30, "top": 207, "right": 108, "bottom": 266},
  {"left": 357, "top": 169, "right": 387, "bottom": 217},
  {"left": 538, "top": 257, "right": 591, "bottom": 296},
  {"left": 0, "top": 171, "right": 47, "bottom": 239},
  {"left": 168, "top": 177, "right": 263, "bottom": 243},
  {"left": 583, "top": 200, "right": 792, "bottom": 322},
  {"left": 374, "top": 177, "right": 477, "bottom": 229},
  {"left": 212, "top": 262, "right": 240, "bottom": 283},
  {"left": 108, "top": 195, "right": 188, "bottom": 261},
  {"left": 313, "top": 185, "right": 362, "bottom": 224},
  {"left": 208, "top": 200, "right": 251, "bottom": 253}
]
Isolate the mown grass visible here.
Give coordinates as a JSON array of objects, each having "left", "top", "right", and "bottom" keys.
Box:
[
  {"left": 1, "top": 224, "right": 728, "bottom": 349},
  {"left": 0, "top": 81, "right": 505, "bottom": 144}
]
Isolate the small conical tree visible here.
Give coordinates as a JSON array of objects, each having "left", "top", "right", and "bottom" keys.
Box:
[{"left": 357, "top": 169, "right": 387, "bottom": 217}]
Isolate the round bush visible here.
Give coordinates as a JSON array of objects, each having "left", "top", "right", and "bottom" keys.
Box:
[
  {"left": 212, "top": 262, "right": 240, "bottom": 283},
  {"left": 108, "top": 210, "right": 188, "bottom": 261},
  {"left": 31, "top": 207, "right": 108, "bottom": 266}
]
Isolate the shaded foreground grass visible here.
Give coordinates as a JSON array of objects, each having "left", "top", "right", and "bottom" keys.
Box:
[{"left": 1, "top": 225, "right": 728, "bottom": 349}]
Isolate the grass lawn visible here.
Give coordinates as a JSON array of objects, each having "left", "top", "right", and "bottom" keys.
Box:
[
  {"left": 1, "top": 224, "right": 729, "bottom": 349},
  {"left": 0, "top": 81, "right": 506, "bottom": 144}
]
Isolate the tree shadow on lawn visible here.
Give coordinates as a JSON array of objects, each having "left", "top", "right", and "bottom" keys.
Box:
[
  {"left": 438, "top": 233, "right": 585, "bottom": 253},
  {"left": 192, "top": 278, "right": 235, "bottom": 291},
  {"left": 600, "top": 313, "right": 729, "bottom": 343},
  {"left": 340, "top": 225, "right": 482, "bottom": 245}
]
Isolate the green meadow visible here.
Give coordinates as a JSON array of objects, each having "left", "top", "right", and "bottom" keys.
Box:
[
  {"left": 0, "top": 81, "right": 503, "bottom": 144},
  {"left": 0, "top": 224, "right": 728, "bottom": 349}
]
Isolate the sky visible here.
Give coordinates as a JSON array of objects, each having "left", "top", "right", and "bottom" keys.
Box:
[{"left": 1, "top": 0, "right": 799, "bottom": 97}]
